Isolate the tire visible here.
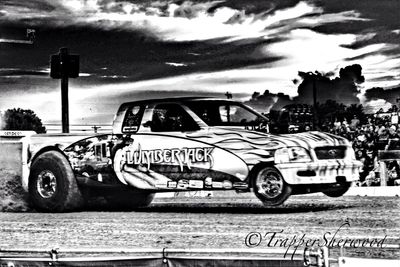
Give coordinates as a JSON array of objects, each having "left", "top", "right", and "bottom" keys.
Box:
[
  {"left": 323, "top": 182, "right": 351, "bottom": 197},
  {"left": 28, "top": 151, "right": 83, "bottom": 212},
  {"left": 105, "top": 190, "right": 155, "bottom": 211},
  {"left": 252, "top": 166, "right": 292, "bottom": 206}
]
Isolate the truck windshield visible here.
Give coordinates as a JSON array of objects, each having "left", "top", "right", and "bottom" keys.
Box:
[{"left": 185, "top": 101, "right": 267, "bottom": 127}]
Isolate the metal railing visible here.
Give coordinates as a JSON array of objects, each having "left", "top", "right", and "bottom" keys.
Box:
[{"left": 1, "top": 245, "right": 399, "bottom": 267}]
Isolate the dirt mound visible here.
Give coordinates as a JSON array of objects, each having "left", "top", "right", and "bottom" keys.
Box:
[{"left": 0, "top": 169, "right": 31, "bottom": 211}]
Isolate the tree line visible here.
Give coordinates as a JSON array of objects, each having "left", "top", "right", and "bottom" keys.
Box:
[{"left": 0, "top": 108, "right": 46, "bottom": 133}]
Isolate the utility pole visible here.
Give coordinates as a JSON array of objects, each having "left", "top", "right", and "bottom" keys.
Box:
[
  {"left": 312, "top": 77, "right": 317, "bottom": 130},
  {"left": 50, "top": 48, "right": 79, "bottom": 133},
  {"left": 60, "top": 48, "right": 69, "bottom": 133},
  {"left": 307, "top": 72, "right": 318, "bottom": 130}
]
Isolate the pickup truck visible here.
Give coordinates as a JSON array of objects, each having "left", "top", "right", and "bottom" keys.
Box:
[{"left": 23, "top": 97, "right": 361, "bottom": 212}]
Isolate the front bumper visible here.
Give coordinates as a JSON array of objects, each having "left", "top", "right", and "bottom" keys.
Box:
[{"left": 276, "top": 160, "right": 362, "bottom": 185}]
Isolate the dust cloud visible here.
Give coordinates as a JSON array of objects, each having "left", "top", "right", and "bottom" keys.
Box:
[{"left": 0, "top": 169, "right": 30, "bottom": 212}]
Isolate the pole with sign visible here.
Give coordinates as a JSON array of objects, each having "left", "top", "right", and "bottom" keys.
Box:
[{"left": 50, "top": 48, "right": 79, "bottom": 133}]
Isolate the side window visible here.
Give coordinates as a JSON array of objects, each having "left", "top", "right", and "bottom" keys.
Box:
[
  {"left": 219, "top": 105, "right": 260, "bottom": 125},
  {"left": 185, "top": 103, "right": 220, "bottom": 125},
  {"left": 151, "top": 104, "right": 199, "bottom": 132},
  {"left": 122, "top": 105, "right": 143, "bottom": 133},
  {"left": 94, "top": 145, "right": 101, "bottom": 158}
]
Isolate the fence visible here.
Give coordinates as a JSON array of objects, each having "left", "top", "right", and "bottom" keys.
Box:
[
  {"left": 0, "top": 246, "right": 399, "bottom": 267},
  {"left": 0, "top": 248, "right": 306, "bottom": 267}
]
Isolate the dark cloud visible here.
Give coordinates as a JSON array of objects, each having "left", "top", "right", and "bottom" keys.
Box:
[
  {"left": 342, "top": 31, "right": 400, "bottom": 62},
  {"left": 364, "top": 86, "right": 400, "bottom": 104},
  {"left": 311, "top": 0, "right": 400, "bottom": 61},
  {"left": 294, "top": 64, "right": 364, "bottom": 105},
  {"left": 1, "top": 0, "right": 55, "bottom": 13},
  {"left": 245, "top": 64, "right": 367, "bottom": 112},
  {"left": 243, "top": 90, "right": 293, "bottom": 113},
  {"left": 342, "top": 31, "right": 400, "bottom": 49},
  {"left": 313, "top": 0, "right": 400, "bottom": 33},
  {"left": 208, "top": 0, "right": 301, "bottom": 15},
  {"left": 173, "top": 1, "right": 216, "bottom": 19},
  {"left": 0, "top": 24, "right": 283, "bottom": 92},
  {"left": 344, "top": 50, "right": 380, "bottom": 61},
  {"left": 338, "top": 64, "right": 365, "bottom": 83},
  {"left": 244, "top": 90, "right": 276, "bottom": 113}
]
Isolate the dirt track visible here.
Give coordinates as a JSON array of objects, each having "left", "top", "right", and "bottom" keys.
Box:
[{"left": 0, "top": 193, "right": 399, "bottom": 260}]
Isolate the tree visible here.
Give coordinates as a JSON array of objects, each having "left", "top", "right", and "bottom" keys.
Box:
[
  {"left": 317, "top": 100, "right": 346, "bottom": 124},
  {"left": 1, "top": 108, "right": 46, "bottom": 133},
  {"left": 344, "top": 104, "right": 366, "bottom": 124}
]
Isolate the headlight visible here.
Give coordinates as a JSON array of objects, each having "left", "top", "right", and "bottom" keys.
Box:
[
  {"left": 347, "top": 148, "right": 356, "bottom": 160},
  {"left": 274, "top": 147, "right": 312, "bottom": 163}
]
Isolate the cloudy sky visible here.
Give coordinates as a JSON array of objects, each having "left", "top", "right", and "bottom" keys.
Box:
[{"left": 1, "top": 0, "right": 399, "bottom": 127}]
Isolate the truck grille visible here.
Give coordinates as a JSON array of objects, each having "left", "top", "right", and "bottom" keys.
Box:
[{"left": 314, "top": 146, "right": 346, "bottom": 160}]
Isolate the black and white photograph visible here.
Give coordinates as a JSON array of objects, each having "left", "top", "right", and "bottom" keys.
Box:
[{"left": 0, "top": 0, "right": 399, "bottom": 266}]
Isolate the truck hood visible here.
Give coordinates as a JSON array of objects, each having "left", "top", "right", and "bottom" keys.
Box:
[
  {"left": 28, "top": 133, "right": 105, "bottom": 160},
  {"left": 185, "top": 128, "right": 350, "bottom": 165}
]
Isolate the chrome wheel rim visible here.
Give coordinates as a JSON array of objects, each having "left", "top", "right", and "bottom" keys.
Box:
[
  {"left": 256, "top": 168, "right": 283, "bottom": 199},
  {"left": 36, "top": 170, "right": 57, "bottom": 198}
]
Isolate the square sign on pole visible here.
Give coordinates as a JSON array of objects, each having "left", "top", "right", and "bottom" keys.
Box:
[
  {"left": 50, "top": 52, "right": 79, "bottom": 79},
  {"left": 49, "top": 48, "right": 80, "bottom": 133}
]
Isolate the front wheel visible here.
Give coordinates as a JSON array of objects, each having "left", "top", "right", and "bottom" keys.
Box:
[
  {"left": 28, "top": 151, "right": 83, "bottom": 212},
  {"left": 253, "top": 166, "right": 292, "bottom": 206},
  {"left": 323, "top": 182, "right": 351, "bottom": 197}
]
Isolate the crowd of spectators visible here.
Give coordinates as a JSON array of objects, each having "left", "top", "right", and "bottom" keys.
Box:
[{"left": 321, "top": 106, "right": 400, "bottom": 186}]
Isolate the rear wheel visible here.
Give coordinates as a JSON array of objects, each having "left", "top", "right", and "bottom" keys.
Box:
[
  {"left": 28, "top": 151, "right": 83, "bottom": 212},
  {"left": 253, "top": 166, "right": 292, "bottom": 206},
  {"left": 323, "top": 182, "right": 351, "bottom": 197}
]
